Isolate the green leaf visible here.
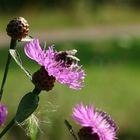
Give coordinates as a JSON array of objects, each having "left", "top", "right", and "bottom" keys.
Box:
[
  {"left": 9, "top": 49, "right": 32, "bottom": 80},
  {"left": 15, "top": 92, "right": 39, "bottom": 123},
  {"left": 21, "top": 35, "right": 34, "bottom": 42}
]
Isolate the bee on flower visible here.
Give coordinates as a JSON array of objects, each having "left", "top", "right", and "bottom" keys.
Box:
[{"left": 24, "top": 39, "right": 85, "bottom": 91}]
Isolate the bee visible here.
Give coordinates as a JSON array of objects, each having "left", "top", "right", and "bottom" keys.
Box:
[{"left": 56, "top": 49, "right": 80, "bottom": 67}]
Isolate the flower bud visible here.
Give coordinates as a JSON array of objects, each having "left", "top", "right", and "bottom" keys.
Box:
[
  {"left": 32, "top": 67, "right": 56, "bottom": 91},
  {"left": 6, "top": 17, "right": 29, "bottom": 40}
]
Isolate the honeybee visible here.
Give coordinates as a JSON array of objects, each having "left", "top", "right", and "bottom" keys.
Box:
[{"left": 56, "top": 49, "right": 80, "bottom": 67}]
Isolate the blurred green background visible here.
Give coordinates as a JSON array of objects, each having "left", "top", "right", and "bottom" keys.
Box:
[{"left": 0, "top": 0, "right": 140, "bottom": 140}]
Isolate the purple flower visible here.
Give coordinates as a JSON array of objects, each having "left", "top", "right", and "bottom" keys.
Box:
[
  {"left": 0, "top": 103, "right": 8, "bottom": 126},
  {"left": 24, "top": 39, "right": 85, "bottom": 90},
  {"left": 72, "top": 103, "right": 117, "bottom": 140}
]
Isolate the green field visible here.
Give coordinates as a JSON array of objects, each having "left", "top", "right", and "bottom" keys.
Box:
[
  {"left": 0, "top": 38, "right": 140, "bottom": 140},
  {"left": 1, "top": 6, "right": 140, "bottom": 33}
]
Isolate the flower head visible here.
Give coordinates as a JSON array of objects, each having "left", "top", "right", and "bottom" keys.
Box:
[
  {"left": 6, "top": 17, "right": 29, "bottom": 40},
  {"left": 72, "top": 103, "right": 117, "bottom": 140},
  {"left": 0, "top": 103, "right": 8, "bottom": 126},
  {"left": 24, "top": 39, "right": 85, "bottom": 90}
]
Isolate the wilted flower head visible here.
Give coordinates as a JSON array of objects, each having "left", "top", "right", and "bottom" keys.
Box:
[
  {"left": 0, "top": 103, "right": 8, "bottom": 126},
  {"left": 72, "top": 103, "right": 117, "bottom": 140},
  {"left": 24, "top": 39, "right": 85, "bottom": 90}
]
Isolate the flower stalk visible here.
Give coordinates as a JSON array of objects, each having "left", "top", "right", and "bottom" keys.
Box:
[
  {"left": 64, "top": 120, "right": 78, "bottom": 140},
  {"left": 0, "top": 39, "right": 17, "bottom": 100},
  {"left": 0, "top": 117, "right": 15, "bottom": 139},
  {"left": 0, "top": 17, "right": 29, "bottom": 101}
]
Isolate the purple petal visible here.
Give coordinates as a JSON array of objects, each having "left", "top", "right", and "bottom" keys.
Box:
[
  {"left": 72, "top": 103, "right": 117, "bottom": 140},
  {"left": 24, "top": 39, "right": 46, "bottom": 65},
  {"left": 0, "top": 103, "right": 8, "bottom": 126}
]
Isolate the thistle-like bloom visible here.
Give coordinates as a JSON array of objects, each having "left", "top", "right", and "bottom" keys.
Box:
[
  {"left": 0, "top": 103, "right": 8, "bottom": 126},
  {"left": 72, "top": 103, "right": 117, "bottom": 140},
  {"left": 24, "top": 39, "right": 85, "bottom": 90}
]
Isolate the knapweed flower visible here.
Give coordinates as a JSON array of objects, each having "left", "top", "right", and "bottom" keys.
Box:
[
  {"left": 24, "top": 39, "right": 85, "bottom": 90},
  {"left": 72, "top": 103, "right": 117, "bottom": 140},
  {"left": 0, "top": 103, "right": 8, "bottom": 126}
]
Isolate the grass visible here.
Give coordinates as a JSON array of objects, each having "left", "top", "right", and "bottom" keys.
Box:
[{"left": 0, "top": 38, "right": 140, "bottom": 140}]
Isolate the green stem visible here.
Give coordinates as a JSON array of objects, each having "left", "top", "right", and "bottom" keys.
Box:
[
  {"left": 30, "top": 128, "right": 38, "bottom": 140},
  {"left": 0, "top": 118, "right": 15, "bottom": 139},
  {"left": 0, "top": 39, "right": 17, "bottom": 100},
  {"left": 31, "top": 135, "right": 37, "bottom": 140},
  {"left": 64, "top": 120, "right": 78, "bottom": 140},
  {"left": 32, "top": 87, "right": 41, "bottom": 95}
]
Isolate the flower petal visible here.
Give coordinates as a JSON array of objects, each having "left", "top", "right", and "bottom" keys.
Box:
[
  {"left": 72, "top": 103, "right": 117, "bottom": 140},
  {"left": 24, "top": 39, "right": 46, "bottom": 65}
]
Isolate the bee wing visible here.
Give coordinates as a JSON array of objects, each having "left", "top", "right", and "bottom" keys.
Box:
[
  {"left": 66, "top": 49, "right": 77, "bottom": 55},
  {"left": 67, "top": 55, "right": 80, "bottom": 61}
]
